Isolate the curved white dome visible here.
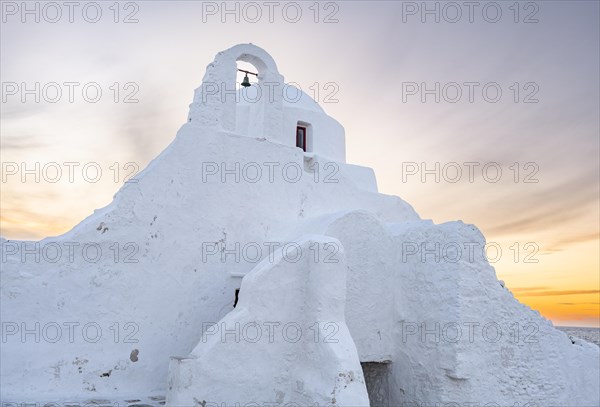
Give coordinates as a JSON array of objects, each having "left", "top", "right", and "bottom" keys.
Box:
[{"left": 237, "top": 84, "right": 325, "bottom": 114}]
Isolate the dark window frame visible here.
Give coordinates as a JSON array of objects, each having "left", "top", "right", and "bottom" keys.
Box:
[{"left": 296, "top": 126, "right": 307, "bottom": 152}]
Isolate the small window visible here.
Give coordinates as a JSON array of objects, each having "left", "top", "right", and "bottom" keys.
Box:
[{"left": 296, "top": 126, "right": 307, "bottom": 152}]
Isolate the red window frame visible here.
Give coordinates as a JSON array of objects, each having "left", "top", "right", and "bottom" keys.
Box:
[{"left": 296, "top": 126, "right": 307, "bottom": 152}]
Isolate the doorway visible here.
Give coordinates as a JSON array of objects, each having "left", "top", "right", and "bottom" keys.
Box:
[{"left": 361, "top": 362, "right": 390, "bottom": 406}]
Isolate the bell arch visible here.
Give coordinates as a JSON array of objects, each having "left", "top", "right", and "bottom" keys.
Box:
[
  {"left": 189, "top": 44, "right": 285, "bottom": 142},
  {"left": 230, "top": 44, "right": 280, "bottom": 76}
]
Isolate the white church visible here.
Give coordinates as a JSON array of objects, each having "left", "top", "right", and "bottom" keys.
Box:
[{"left": 1, "top": 44, "right": 598, "bottom": 406}]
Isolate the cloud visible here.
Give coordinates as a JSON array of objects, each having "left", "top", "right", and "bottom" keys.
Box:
[
  {"left": 558, "top": 302, "right": 600, "bottom": 306},
  {"left": 0, "top": 134, "right": 49, "bottom": 150},
  {"left": 0, "top": 191, "right": 70, "bottom": 240},
  {"left": 544, "top": 233, "right": 600, "bottom": 252},
  {"left": 112, "top": 85, "right": 172, "bottom": 165},
  {"left": 510, "top": 286, "right": 550, "bottom": 292},
  {"left": 0, "top": 103, "right": 47, "bottom": 121},
  {"left": 0, "top": 211, "right": 68, "bottom": 240},
  {"left": 514, "top": 289, "right": 600, "bottom": 297},
  {"left": 485, "top": 170, "right": 599, "bottom": 239}
]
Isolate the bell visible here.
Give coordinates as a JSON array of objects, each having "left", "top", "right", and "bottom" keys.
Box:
[{"left": 241, "top": 73, "right": 251, "bottom": 88}]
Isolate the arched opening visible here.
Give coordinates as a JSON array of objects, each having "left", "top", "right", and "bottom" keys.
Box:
[
  {"left": 235, "top": 48, "right": 276, "bottom": 76},
  {"left": 190, "top": 44, "right": 284, "bottom": 140},
  {"left": 236, "top": 61, "right": 259, "bottom": 90}
]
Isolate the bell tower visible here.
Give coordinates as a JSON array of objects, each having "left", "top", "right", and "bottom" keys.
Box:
[{"left": 188, "top": 44, "right": 286, "bottom": 143}]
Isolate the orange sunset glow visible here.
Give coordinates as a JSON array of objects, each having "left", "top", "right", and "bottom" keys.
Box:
[{"left": 1, "top": 0, "right": 599, "bottom": 329}]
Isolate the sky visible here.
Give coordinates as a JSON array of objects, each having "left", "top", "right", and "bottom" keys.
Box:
[{"left": 1, "top": 0, "right": 599, "bottom": 327}]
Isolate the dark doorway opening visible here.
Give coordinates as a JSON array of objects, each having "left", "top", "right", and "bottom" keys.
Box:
[
  {"left": 233, "top": 289, "right": 240, "bottom": 308},
  {"left": 361, "top": 362, "right": 391, "bottom": 407}
]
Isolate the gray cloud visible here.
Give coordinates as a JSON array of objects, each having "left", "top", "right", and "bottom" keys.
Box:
[{"left": 0, "top": 134, "right": 49, "bottom": 150}]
